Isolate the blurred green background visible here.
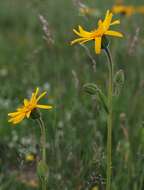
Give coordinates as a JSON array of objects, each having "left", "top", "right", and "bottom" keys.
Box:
[{"left": 0, "top": 0, "right": 144, "bottom": 189}]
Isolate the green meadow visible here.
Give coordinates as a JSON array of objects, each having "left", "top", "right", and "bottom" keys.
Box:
[{"left": 0, "top": 0, "right": 144, "bottom": 189}]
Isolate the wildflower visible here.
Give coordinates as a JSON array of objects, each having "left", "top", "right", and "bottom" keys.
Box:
[
  {"left": 25, "top": 153, "right": 35, "bottom": 161},
  {"left": 71, "top": 10, "right": 123, "bottom": 54},
  {"left": 91, "top": 186, "right": 98, "bottom": 190},
  {"left": 136, "top": 6, "right": 144, "bottom": 14},
  {"left": 111, "top": 5, "right": 135, "bottom": 16},
  {"left": 8, "top": 88, "right": 52, "bottom": 124}
]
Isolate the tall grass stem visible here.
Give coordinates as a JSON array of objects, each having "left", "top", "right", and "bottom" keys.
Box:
[{"left": 37, "top": 117, "right": 47, "bottom": 190}]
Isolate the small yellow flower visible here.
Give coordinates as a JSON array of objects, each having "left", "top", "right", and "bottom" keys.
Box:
[
  {"left": 8, "top": 88, "right": 52, "bottom": 124},
  {"left": 112, "top": 5, "right": 135, "bottom": 16},
  {"left": 91, "top": 186, "right": 98, "bottom": 190},
  {"left": 25, "top": 153, "right": 35, "bottom": 161},
  {"left": 71, "top": 10, "right": 123, "bottom": 54},
  {"left": 136, "top": 6, "right": 144, "bottom": 14}
]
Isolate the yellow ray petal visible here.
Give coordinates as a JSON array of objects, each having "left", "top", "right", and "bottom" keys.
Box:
[
  {"left": 35, "top": 88, "right": 39, "bottom": 95},
  {"left": 79, "top": 37, "right": 93, "bottom": 44},
  {"left": 95, "top": 37, "right": 102, "bottom": 54},
  {"left": 36, "top": 91, "right": 47, "bottom": 102},
  {"left": 17, "top": 107, "right": 24, "bottom": 112},
  {"left": 105, "top": 30, "right": 123, "bottom": 37},
  {"left": 71, "top": 38, "right": 88, "bottom": 45},
  {"left": 73, "top": 29, "right": 84, "bottom": 37},
  {"left": 24, "top": 99, "right": 29, "bottom": 106},
  {"left": 30, "top": 93, "right": 35, "bottom": 103},
  {"left": 13, "top": 115, "right": 25, "bottom": 124},
  {"left": 105, "top": 10, "right": 110, "bottom": 20},
  {"left": 34, "top": 88, "right": 39, "bottom": 99},
  {"left": 8, "top": 111, "right": 20, "bottom": 117},
  {"left": 98, "top": 19, "right": 103, "bottom": 27},
  {"left": 36, "top": 104, "right": 52, "bottom": 109},
  {"left": 9, "top": 113, "right": 25, "bottom": 124},
  {"left": 12, "top": 113, "right": 25, "bottom": 120},
  {"left": 110, "top": 20, "right": 120, "bottom": 26},
  {"left": 26, "top": 111, "right": 31, "bottom": 118},
  {"left": 103, "top": 10, "right": 113, "bottom": 30},
  {"left": 78, "top": 25, "right": 92, "bottom": 36},
  {"left": 30, "top": 88, "right": 39, "bottom": 103},
  {"left": 8, "top": 117, "right": 15, "bottom": 122}
]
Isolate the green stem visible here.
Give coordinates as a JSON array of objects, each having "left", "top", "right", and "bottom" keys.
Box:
[
  {"left": 37, "top": 117, "right": 47, "bottom": 190},
  {"left": 105, "top": 47, "right": 113, "bottom": 190}
]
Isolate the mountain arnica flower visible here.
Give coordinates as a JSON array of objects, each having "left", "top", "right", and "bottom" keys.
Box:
[
  {"left": 71, "top": 10, "right": 123, "bottom": 54},
  {"left": 8, "top": 88, "right": 52, "bottom": 124},
  {"left": 136, "top": 6, "right": 144, "bottom": 14},
  {"left": 112, "top": 5, "right": 135, "bottom": 16}
]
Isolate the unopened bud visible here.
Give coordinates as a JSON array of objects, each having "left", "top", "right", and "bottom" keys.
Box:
[
  {"left": 83, "top": 83, "right": 100, "bottom": 95},
  {"left": 83, "top": 83, "right": 109, "bottom": 113}
]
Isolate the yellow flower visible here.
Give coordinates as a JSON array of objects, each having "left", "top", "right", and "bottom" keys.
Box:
[
  {"left": 91, "top": 186, "right": 98, "bottom": 190},
  {"left": 136, "top": 6, "right": 144, "bottom": 14},
  {"left": 8, "top": 88, "right": 52, "bottom": 124},
  {"left": 71, "top": 10, "right": 123, "bottom": 54},
  {"left": 25, "top": 153, "right": 35, "bottom": 161},
  {"left": 112, "top": 5, "right": 135, "bottom": 16}
]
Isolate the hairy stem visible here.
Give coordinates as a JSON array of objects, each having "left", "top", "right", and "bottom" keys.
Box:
[{"left": 105, "top": 47, "right": 113, "bottom": 190}]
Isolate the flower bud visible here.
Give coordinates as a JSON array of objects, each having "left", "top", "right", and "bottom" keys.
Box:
[
  {"left": 83, "top": 83, "right": 100, "bottom": 95},
  {"left": 83, "top": 83, "right": 109, "bottom": 113}
]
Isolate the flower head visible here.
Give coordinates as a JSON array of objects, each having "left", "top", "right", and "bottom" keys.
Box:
[
  {"left": 136, "top": 6, "right": 144, "bottom": 14},
  {"left": 25, "top": 153, "right": 35, "bottom": 161},
  {"left": 71, "top": 10, "right": 123, "bottom": 54},
  {"left": 112, "top": 5, "right": 135, "bottom": 16},
  {"left": 8, "top": 88, "right": 52, "bottom": 124}
]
